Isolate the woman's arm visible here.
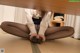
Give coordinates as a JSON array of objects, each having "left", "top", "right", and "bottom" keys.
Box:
[
  {"left": 25, "top": 9, "right": 37, "bottom": 34},
  {"left": 38, "top": 12, "right": 52, "bottom": 36}
]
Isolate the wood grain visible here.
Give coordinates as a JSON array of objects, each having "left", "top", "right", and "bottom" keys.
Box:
[{"left": 0, "top": 0, "right": 80, "bottom": 15}]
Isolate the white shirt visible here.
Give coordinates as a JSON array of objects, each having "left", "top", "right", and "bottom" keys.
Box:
[{"left": 25, "top": 9, "right": 52, "bottom": 36}]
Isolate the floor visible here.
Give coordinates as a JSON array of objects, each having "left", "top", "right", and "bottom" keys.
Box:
[{"left": 0, "top": 28, "right": 80, "bottom": 53}]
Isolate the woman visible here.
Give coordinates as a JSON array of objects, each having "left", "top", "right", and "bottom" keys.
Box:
[{"left": 0, "top": 9, "right": 74, "bottom": 43}]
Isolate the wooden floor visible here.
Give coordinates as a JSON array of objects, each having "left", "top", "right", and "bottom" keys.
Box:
[{"left": 0, "top": 28, "right": 80, "bottom": 53}]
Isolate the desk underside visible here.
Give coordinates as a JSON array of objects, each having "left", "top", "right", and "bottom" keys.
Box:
[{"left": 0, "top": 0, "right": 80, "bottom": 15}]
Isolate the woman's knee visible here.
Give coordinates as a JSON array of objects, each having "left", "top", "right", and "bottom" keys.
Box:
[
  {"left": 63, "top": 26, "right": 74, "bottom": 35},
  {"left": 1, "top": 21, "right": 10, "bottom": 29},
  {"left": 65, "top": 26, "right": 74, "bottom": 31},
  {"left": 68, "top": 27, "right": 74, "bottom": 33}
]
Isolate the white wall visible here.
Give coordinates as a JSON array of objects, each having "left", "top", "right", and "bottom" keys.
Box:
[
  {"left": 0, "top": 5, "right": 4, "bottom": 24},
  {"left": 64, "top": 14, "right": 80, "bottom": 39},
  {"left": 0, "top": 5, "right": 15, "bottom": 24},
  {"left": 74, "top": 16, "right": 80, "bottom": 38},
  {"left": 0, "top": 5, "right": 27, "bottom": 25}
]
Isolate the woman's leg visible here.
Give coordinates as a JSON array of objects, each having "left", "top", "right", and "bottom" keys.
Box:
[
  {"left": 1, "top": 21, "right": 30, "bottom": 39},
  {"left": 45, "top": 26, "right": 74, "bottom": 40}
]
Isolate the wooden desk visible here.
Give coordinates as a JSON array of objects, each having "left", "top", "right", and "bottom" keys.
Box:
[
  {"left": 0, "top": 0, "right": 80, "bottom": 15},
  {"left": 50, "top": 20, "right": 64, "bottom": 27}
]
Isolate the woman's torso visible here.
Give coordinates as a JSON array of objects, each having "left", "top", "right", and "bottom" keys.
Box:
[{"left": 32, "top": 17, "right": 42, "bottom": 25}]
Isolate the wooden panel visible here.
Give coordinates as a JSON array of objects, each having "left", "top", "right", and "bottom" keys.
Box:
[{"left": 0, "top": 0, "right": 80, "bottom": 15}]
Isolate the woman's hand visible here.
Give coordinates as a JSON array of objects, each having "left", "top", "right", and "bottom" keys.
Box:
[
  {"left": 29, "top": 33, "right": 38, "bottom": 40},
  {"left": 38, "top": 34, "right": 46, "bottom": 42}
]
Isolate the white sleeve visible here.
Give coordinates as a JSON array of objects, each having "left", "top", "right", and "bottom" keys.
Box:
[
  {"left": 25, "top": 9, "right": 37, "bottom": 34},
  {"left": 38, "top": 12, "right": 52, "bottom": 35}
]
